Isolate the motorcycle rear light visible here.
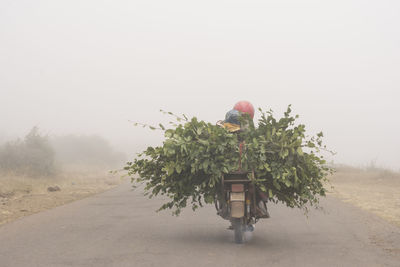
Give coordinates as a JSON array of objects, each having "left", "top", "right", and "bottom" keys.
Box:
[
  {"left": 231, "top": 184, "right": 244, "bottom": 192},
  {"left": 230, "top": 192, "right": 245, "bottom": 201}
]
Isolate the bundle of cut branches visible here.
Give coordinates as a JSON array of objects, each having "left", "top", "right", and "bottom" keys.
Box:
[{"left": 125, "top": 106, "right": 333, "bottom": 215}]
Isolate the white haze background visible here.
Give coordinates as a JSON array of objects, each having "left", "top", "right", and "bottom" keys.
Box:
[{"left": 1, "top": 0, "right": 399, "bottom": 169}]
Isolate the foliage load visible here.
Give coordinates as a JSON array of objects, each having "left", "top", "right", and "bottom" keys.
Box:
[{"left": 125, "top": 106, "right": 333, "bottom": 215}]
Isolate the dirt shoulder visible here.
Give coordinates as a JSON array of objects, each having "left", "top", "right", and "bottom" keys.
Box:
[
  {"left": 0, "top": 171, "right": 125, "bottom": 226},
  {"left": 2, "top": 166, "right": 399, "bottom": 229},
  {"left": 328, "top": 166, "right": 400, "bottom": 227}
]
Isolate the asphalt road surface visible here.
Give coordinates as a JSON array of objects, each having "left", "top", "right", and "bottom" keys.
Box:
[{"left": 0, "top": 182, "right": 399, "bottom": 267}]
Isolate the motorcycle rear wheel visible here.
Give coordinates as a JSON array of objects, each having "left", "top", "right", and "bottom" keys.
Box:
[{"left": 232, "top": 218, "right": 244, "bottom": 244}]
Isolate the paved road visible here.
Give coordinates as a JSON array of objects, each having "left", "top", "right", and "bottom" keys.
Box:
[{"left": 0, "top": 182, "right": 399, "bottom": 267}]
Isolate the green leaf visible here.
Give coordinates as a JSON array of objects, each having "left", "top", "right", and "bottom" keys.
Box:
[
  {"left": 297, "top": 147, "right": 303, "bottom": 156},
  {"left": 175, "top": 165, "right": 182, "bottom": 174},
  {"left": 264, "top": 163, "right": 271, "bottom": 171}
]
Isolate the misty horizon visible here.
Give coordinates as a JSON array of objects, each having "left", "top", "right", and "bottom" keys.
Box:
[{"left": 1, "top": 0, "right": 399, "bottom": 170}]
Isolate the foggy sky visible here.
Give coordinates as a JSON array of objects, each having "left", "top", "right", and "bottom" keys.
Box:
[{"left": 1, "top": 0, "right": 399, "bottom": 169}]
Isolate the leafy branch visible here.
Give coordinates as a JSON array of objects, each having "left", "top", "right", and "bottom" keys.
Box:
[{"left": 125, "top": 105, "right": 334, "bottom": 215}]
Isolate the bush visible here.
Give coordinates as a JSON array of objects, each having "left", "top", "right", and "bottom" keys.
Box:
[
  {"left": 0, "top": 127, "right": 55, "bottom": 176},
  {"left": 0, "top": 129, "right": 125, "bottom": 176}
]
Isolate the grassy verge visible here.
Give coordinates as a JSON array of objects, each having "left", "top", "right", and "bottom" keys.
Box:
[
  {"left": 0, "top": 170, "right": 124, "bottom": 226},
  {"left": 328, "top": 165, "right": 400, "bottom": 227}
]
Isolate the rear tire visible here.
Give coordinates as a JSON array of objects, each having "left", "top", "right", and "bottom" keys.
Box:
[{"left": 232, "top": 218, "right": 244, "bottom": 244}]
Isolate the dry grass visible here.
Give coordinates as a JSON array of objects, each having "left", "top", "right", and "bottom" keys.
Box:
[
  {"left": 0, "top": 169, "right": 125, "bottom": 226},
  {"left": 328, "top": 165, "right": 400, "bottom": 227}
]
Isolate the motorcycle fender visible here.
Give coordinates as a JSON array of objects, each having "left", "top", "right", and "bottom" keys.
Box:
[{"left": 231, "top": 201, "right": 245, "bottom": 218}]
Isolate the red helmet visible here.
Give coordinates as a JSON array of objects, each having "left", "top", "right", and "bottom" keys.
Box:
[{"left": 234, "top": 101, "right": 255, "bottom": 119}]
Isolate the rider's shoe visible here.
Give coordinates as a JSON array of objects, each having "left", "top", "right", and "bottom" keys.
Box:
[{"left": 257, "top": 201, "right": 270, "bottom": 218}]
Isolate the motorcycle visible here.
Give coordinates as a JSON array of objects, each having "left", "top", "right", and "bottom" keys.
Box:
[
  {"left": 214, "top": 170, "right": 270, "bottom": 244},
  {"left": 214, "top": 120, "right": 270, "bottom": 243}
]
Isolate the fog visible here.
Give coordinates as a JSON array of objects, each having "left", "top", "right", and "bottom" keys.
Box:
[{"left": 1, "top": 0, "right": 399, "bottom": 170}]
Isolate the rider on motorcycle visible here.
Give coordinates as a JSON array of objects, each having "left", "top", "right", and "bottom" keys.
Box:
[{"left": 217, "top": 101, "right": 270, "bottom": 218}]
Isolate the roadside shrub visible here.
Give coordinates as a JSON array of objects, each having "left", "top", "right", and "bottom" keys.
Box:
[
  {"left": 0, "top": 128, "right": 125, "bottom": 176},
  {"left": 0, "top": 127, "right": 55, "bottom": 176}
]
